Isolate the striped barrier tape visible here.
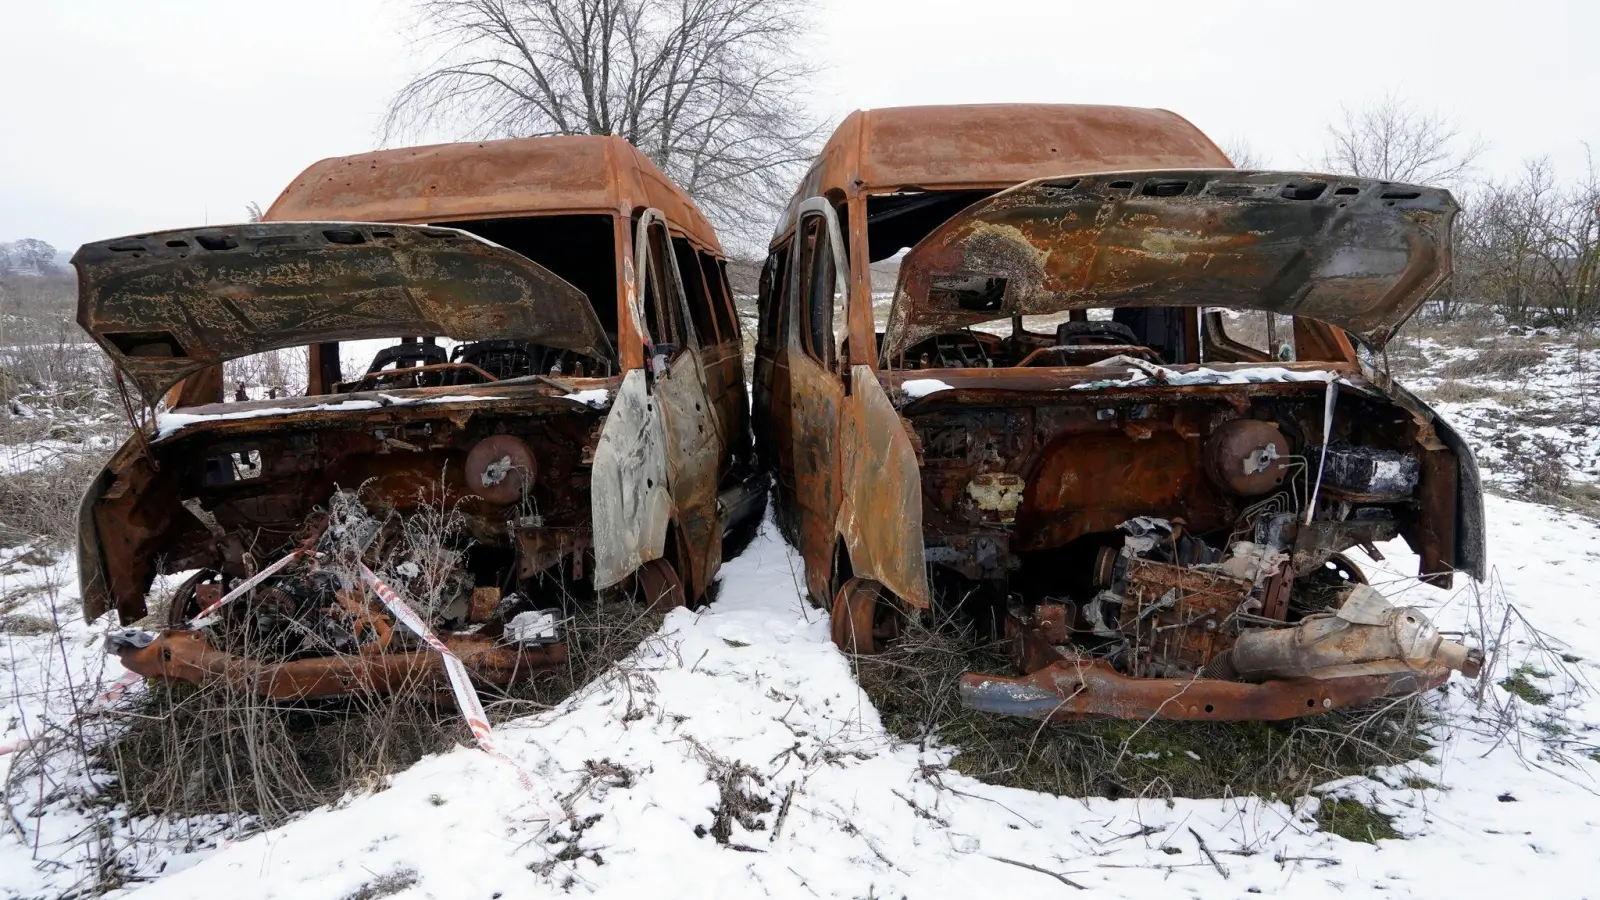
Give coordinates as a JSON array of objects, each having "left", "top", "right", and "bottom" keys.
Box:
[
  {"left": 188, "top": 549, "right": 308, "bottom": 626},
  {"left": 358, "top": 563, "right": 559, "bottom": 821}
]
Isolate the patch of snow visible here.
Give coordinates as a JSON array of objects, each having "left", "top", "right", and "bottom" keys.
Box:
[
  {"left": 560, "top": 388, "right": 610, "bottom": 409},
  {"left": 505, "top": 610, "right": 558, "bottom": 645},
  {"left": 901, "top": 378, "right": 954, "bottom": 398},
  {"left": 1074, "top": 364, "right": 1347, "bottom": 391},
  {"left": 154, "top": 395, "right": 510, "bottom": 438},
  {"left": 0, "top": 497, "right": 1586, "bottom": 899}
]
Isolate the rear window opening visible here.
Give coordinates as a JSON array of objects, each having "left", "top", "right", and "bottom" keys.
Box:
[{"left": 441, "top": 214, "right": 619, "bottom": 340}]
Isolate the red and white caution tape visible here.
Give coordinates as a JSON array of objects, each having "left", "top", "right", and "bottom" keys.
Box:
[
  {"left": 188, "top": 549, "right": 308, "bottom": 626},
  {"left": 93, "top": 670, "right": 144, "bottom": 709},
  {"left": 358, "top": 564, "right": 559, "bottom": 821}
]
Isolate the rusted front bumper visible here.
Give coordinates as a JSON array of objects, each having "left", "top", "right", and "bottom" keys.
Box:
[
  {"left": 118, "top": 630, "right": 566, "bottom": 700},
  {"left": 958, "top": 615, "right": 1451, "bottom": 722},
  {"left": 959, "top": 660, "right": 1450, "bottom": 722}
]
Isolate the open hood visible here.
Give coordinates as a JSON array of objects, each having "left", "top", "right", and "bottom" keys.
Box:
[
  {"left": 75, "top": 222, "right": 615, "bottom": 402},
  {"left": 882, "top": 170, "right": 1457, "bottom": 358}
]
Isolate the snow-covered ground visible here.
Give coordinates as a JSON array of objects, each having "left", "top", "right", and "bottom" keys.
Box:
[
  {"left": 5, "top": 328, "right": 1600, "bottom": 899},
  {"left": 4, "top": 492, "right": 1599, "bottom": 899},
  {"left": 1394, "top": 329, "right": 1600, "bottom": 496}
]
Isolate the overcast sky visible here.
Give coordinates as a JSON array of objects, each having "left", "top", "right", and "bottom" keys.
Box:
[{"left": 3, "top": 0, "right": 1596, "bottom": 253}]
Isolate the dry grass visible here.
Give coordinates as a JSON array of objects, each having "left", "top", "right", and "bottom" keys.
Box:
[
  {"left": 342, "top": 868, "right": 418, "bottom": 900},
  {"left": 855, "top": 612, "right": 1434, "bottom": 802},
  {"left": 1421, "top": 380, "right": 1529, "bottom": 407},
  {"left": 0, "top": 449, "right": 110, "bottom": 547},
  {"left": 97, "top": 593, "right": 662, "bottom": 827},
  {"left": 1438, "top": 346, "right": 1548, "bottom": 380}
]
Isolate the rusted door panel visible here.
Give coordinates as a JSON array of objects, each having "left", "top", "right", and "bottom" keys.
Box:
[
  {"left": 717, "top": 345, "right": 749, "bottom": 467},
  {"left": 786, "top": 198, "right": 854, "bottom": 604},
  {"left": 701, "top": 340, "right": 747, "bottom": 478},
  {"left": 789, "top": 352, "right": 842, "bottom": 603},
  {"left": 769, "top": 351, "right": 798, "bottom": 540},
  {"left": 655, "top": 350, "right": 723, "bottom": 596},
  {"left": 835, "top": 366, "right": 931, "bottom": 609},
  {"left": 591, "top": 369, "right": 674, "bottom": 590},
  {"left": 629, "top": 208, "right": 724, "bottom": 597}
]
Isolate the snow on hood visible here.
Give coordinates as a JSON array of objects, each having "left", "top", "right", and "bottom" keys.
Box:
[
  {"left": 1071, "top": 362, "right": 1353, "bottom": 391},
  {"left": 900, "top": 378, "right": 954, "bottom": 399},
  {"left": 154, "top": 394, "right": 509, "bottom": 438},
  {"left": 560, "top": 388, "right": 611, "bottom": 409}
]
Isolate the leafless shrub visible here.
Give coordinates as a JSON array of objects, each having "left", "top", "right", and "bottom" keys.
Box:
[
  {"left": 223, "top": 348, "right": 310, "bottom": 401},
  {"left": 856, "top": 610, "right": 1432, "bottom": 802},
  {"left": 1455, "top": 155, "right": 1600, "bottom": 327},
  {"left": 0, "top": 450, "right": 110, "bottom": 547},
  {"left": 1505, "top": 434, "right": 1572, "bottom": 505}
]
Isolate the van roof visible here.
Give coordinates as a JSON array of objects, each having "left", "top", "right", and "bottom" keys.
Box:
[
  {"left": 774, "top": 103, "right": 1231, "bottom": 242},
  {"left": 266, "top": 134, "right": 722, "bottom": 253}
]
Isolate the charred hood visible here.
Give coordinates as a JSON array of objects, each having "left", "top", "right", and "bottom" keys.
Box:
[
  {"left": 882, "top": 170, "right": 1457, "bottom": 359},
  {"left": 74, "top": 222, "right": 615, "bottom": 403}
]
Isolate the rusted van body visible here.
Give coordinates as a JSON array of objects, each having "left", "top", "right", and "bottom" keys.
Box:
[
  {"left": 753, "top": 104, "right": 1482, "bottom": 722},
  {"left": 77, "top": 135, "right": 763, "bottom": 698}
]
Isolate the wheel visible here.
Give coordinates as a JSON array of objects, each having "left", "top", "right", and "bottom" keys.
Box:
[
  {"left": 634, "top": 558, "right": 686, "bottom": 612},
  {"left": 1291, "top": 551, "right": 1369, "bottom": 618},
  {"left": 830, "top": 577, "right": 900, "bottom": 655}
]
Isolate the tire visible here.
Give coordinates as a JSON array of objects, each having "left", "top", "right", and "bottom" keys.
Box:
[
  {"left": 830, "top": 577, "right": 900, "bottom": 655},
  {"left": 634, "top": 558, "right": 687, "bottom": 612}
]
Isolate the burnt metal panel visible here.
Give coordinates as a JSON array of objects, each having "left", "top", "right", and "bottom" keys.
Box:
[
  {"left": 75, "top": 222, "right": 614, "bottom": 403},
  {"left": 882, "top": 170, "right": 1458, "bottom": 354}
]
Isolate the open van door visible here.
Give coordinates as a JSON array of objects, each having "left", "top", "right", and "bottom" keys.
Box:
[
  {"left": 786, "top": 198, "right": 929, "bottom": 615},
  {"left": 592, "top": 210, "right": 724, "bottom": 600}
]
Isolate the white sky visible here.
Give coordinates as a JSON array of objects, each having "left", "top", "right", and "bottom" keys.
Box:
[{"left": 3, "top": 0, "right": 1596, "bottom": 254}]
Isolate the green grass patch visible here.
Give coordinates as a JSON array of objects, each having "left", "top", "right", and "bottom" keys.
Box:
[
  {"left": 1500, "top": 664, "right": 1554, "bottom": 706},
  {"left": 1315, "top": 797, "right": 1401, "bottom": 843},
  {"left": 855, "top": 613, "right": 1433, "bottom": 801}
]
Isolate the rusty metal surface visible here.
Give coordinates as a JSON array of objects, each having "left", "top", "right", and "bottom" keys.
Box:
[
  {"left": 118, "top": 629, "right": 565, "bottom": 700},
  {"left": 265, "top": 134, "right": 722, "bottom": 255},
  {"left": 958, "top": 657, "right": 1451, "bottom": 722},
  {"left": 74, "top": 221, "right": 613, "bottom": 403},
  {"left": 79, "top": 382, "right": 608, "bottom": 623},
  {"left": 591, "top": 369, "right": 675, "bottom": 592},
  {"left": 1120, "top": 559, "right": 1251, "bottom": 677},
  {"left": 883, "top": 170, "right": 1457, "bottom": 356},
  {"left": 834, "top": 366, "right": 932, "bottom": 609},
  {"left": 774, "top": 104, "right": 1232, "bottom": 242},
  {"left": 465, "top": 434, "right": 537, "bottom": 505},
  {"left": 1203, "top": 419, "right": 1291, "bottom": 497}
]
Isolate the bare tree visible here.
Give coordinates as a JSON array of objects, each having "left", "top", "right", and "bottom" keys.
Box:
[
  {"left": 385, "top": 0, "right": 826, "bottom": 242},
  {"left": 246, "top": 202, "right": 265, "bottom": 223},
  {"left": 1219, "top": 136, "right": 1266, "bottom": 170},
  {"left": 1321, "top": 92, "right": 1485, "bottom": 187}
]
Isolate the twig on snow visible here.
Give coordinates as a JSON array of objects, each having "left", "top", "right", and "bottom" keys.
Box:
[
  {"left": 1188, "top": 826, "right": 1230, "bottom": 879},
  {"left": 987, "top": 855, "right": 1088, "bottom": 890}
]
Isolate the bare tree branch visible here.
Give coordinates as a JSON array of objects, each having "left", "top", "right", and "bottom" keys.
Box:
[
  {"left": 386, "top": 0, "right": 825, "bottom": 245},
  {"left": 1320, "top": 91, "right": 1486, "bottom": 187}
]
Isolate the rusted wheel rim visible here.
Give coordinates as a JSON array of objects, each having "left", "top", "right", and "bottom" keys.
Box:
[
  {"left": 831, "top": 577, "right": 899, "bottom": 655},
  {"left": 1324, "top": 552, "right": 1368, "bottom": 585},
  {"left": 635, "top": 558, "right": 686, "bottom": 612}
]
